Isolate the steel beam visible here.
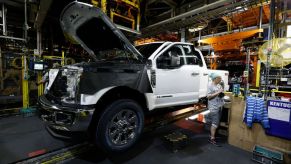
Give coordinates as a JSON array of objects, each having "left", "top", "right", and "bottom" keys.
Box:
[
  {"left": 24, "top": 0, "right": 27, "bottom": 42},
  {"left": 146, "top": 0, "right": 161, "bottom": 6},
  {"left": 0, "top": 0, "right": 23, "bottom": 8},
  {"left": 259, "top": 6, "right": 263, "bottom": 37},
  {"left": 264, "top": 0, "right": 275, "bottom": 99},
  {"left": 244, "top": 48, "right": 251, "bottom": 99},
  {"left": 37, "top": 29, "right": 42, "bottom": 55},
  {"left": 0, "top": 47, "right": 3, "bottom": 90},
  {"left": 2, "top": 4, "right": 7, "bottom": 36},
  {"left": 144, "top": 0, "right": 235, "bottom": 30},
  {"left": 161, "top": 0, "right": 177, "bottom": 8},
  {"left": 180, "top": 28, "right": 185, "bottom": 42},
  {"left": 268, "top": 0, "right": 275, "bottom": 40},
  {"left": 33, "top": 0, "right": 53, "bottom": 29},
  {"left": 0, "top": 35, "right": 25, "bottom": 41},
  {"left": 142, "top": 0, "right": 267, "bottom": 37}
]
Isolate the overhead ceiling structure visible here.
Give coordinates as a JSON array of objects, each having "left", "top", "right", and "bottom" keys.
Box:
[
  {"left": 34, "top": 0, "right": 53, "bottom": 30},
  {"left": 144, "top": 0, "right": 177, "bottom": 20},
  {"left": 0, "top": 0, "right": 26, "bottom": 40},
  {"left": 143, "top": 0, "right": 209, "bottom": 26},
  {"left": 141, "top": 0, "right": 270, "bottom": 38},
  {"left": 222, "top": 4, "right": 270, "bottom": 29},
  {"left": 0, "top": 0, "right": 39, "bottom": 41}
]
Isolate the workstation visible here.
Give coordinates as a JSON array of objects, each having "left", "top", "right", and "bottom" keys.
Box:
[{"left": 0, "top": 0, "right": 290, "bottom": 164}]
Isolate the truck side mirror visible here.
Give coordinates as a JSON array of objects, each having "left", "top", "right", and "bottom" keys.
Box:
[{"left": 146, "top": 60, "right": 152, "bottom": 69}]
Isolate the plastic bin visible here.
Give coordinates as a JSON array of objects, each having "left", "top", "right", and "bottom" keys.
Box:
[
  {"left": 20, "top": 108, "right": 36, "bottom": 117},
  {"left": 252, "top": 145, "right": 283, "bottom": 164},
  {"left": 232, "top": 84, "right": 240, "bottom": 96}
]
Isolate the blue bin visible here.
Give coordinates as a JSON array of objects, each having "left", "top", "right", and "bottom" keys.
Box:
[
  {"left": 232, "top": 84, "right": 240, "bottom": 96},
  {"left": 252, "top": 145, "right": 283, "bottom": 164},
  {"left": 266, "top": 100, "right": 291, "bottom": 140}
]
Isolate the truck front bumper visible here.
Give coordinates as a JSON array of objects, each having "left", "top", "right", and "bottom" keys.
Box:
[{"left": 38, "top": 95, "right": 94, "bottom": 132}]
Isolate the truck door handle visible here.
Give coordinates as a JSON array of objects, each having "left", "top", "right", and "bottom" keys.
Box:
[
  {"left": 203, "top": 73, "right": 208, "bottom": 76},
  {"left": 191, "top": 72, "right": 200, "bottom": 76}
]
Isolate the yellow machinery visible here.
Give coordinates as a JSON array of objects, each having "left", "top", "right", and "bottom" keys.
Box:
[
  {"left": 18, "top": 50, "right": 66, "bottom": 109},
  {"left": 134, "top": 38, "right": 159, "bottom": 46},
  {"left": 91, "top": 0, "right": 140, "bottom": 32},
  {"left": 199, "top": 29, "right": 263, "bottom": 51},
  {"left": 22, "top": 55, "right": 29, "bottom": 108},
  {"left": 199, "top": 29, "right": 264, "bottom": 86}
]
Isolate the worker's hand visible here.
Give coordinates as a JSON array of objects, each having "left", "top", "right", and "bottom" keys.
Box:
[{"left": 217, "top": 89, "right": 223, "bottom": 94}]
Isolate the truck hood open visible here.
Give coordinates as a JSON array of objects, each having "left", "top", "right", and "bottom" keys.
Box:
[{"left": 60, "top": 1, "right": 143, "bottom": 61}]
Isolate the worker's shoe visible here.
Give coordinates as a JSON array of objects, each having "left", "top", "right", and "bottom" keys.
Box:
[{"left": 208, "top": 138, "right": 221, "bottom": 147}]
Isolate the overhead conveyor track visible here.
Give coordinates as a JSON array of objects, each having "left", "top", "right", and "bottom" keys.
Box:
[{"left": 141, "top": 0, "right": 270, "bottom": 37}]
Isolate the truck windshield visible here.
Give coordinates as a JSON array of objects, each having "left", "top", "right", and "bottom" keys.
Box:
[{"left": 136, "top": 43, "right": 163, "bottom": 59}]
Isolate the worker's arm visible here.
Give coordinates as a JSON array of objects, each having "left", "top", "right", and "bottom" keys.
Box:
[
  {"left": 207, "top": 89, "right": 223, "bottom": 100},
  {"left": 36, "top": 79, "right": 46, "bottom": 85},
  {"left": 36, "top": 72, "right": 48, "bottom": 85}
]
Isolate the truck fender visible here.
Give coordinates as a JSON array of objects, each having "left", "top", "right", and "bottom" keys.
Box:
[{"left": 80, "top": 86, "right": 116, "bottom": 105}]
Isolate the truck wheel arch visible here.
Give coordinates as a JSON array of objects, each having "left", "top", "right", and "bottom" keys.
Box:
[
  {"left": 80, "top": 87, "right": 115, "bottom": 105},
  {"left": 88, "top": 86, "right": 148, "bottom": 135}
]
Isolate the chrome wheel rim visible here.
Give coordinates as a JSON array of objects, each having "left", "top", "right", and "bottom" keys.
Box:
[{"left": 108, "top": 109, "right": 138, "bottom": 146}]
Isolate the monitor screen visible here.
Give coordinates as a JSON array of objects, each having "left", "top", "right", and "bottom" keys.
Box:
[{"left": 34, "top": 63, "right": 44, "bottom": 70}]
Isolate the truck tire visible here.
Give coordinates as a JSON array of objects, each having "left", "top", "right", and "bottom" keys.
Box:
[{"left": 95, "top": 99, "right": 144, "bottom": 153}]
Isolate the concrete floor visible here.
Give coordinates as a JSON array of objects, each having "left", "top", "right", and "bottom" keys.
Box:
[
  {"left": 0, "top": 115, "right": 83, "bottom": 164},
  {"left": 0, "top": 115, "right": 256, "bottom": 164},
  {"left": 70, "top": 120, "right": 256, "bottom": 164}
]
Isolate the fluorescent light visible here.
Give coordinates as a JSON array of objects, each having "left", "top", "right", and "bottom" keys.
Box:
[
  {"left": 188, "top": 23, "right": 208, "bottom": 32},
  {"left": 188, "top": 26, "right": 205, "bottom": 32}
]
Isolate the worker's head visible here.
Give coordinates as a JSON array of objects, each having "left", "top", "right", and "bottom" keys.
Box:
[{"left": 210, "top": 73, "right": 222, "bottom": 84}]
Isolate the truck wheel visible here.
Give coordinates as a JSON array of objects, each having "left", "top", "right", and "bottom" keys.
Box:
[{"left": 95, "top": 99, "right": 144, "bottom": 152}]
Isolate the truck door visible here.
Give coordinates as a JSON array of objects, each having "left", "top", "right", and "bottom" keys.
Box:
[
  {"left": 153, "top": 44, "right": 200, "bottom": 108},
  {"left": 192, "top": 47, "right": 208, "bottom": 98}
]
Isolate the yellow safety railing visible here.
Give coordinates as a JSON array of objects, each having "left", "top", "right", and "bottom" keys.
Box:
[
  {"left": 22, "top": 56, "right": 29, "bottom": 108},
  {"left": 256, "top": 60, "right": 261, "bottom": 87},
  {"left": 37, "top": 72, "right": 44, "bottom": 97},
  {"left": 110, "top": 10, "right": 135, "bottom": 30}
]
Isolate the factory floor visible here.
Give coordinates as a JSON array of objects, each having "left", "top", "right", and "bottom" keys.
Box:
[{"left": 0, "top": 114, "right": 256, "bottom": 164}]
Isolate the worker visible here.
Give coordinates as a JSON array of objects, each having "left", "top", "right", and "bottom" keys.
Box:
[
  {"left": 36, "top": 71, "right": 48, "bottom": 86},
  {"left": 207, "top": 73, "right": 224, "bottom": 146},
  {"left": 36, "top": 63, "right": 60, "bottom": 93}
]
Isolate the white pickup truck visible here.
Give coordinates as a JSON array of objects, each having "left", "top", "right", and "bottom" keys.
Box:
[{"left": 38, "top": 1, "right": 228, "bottom": 153}]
